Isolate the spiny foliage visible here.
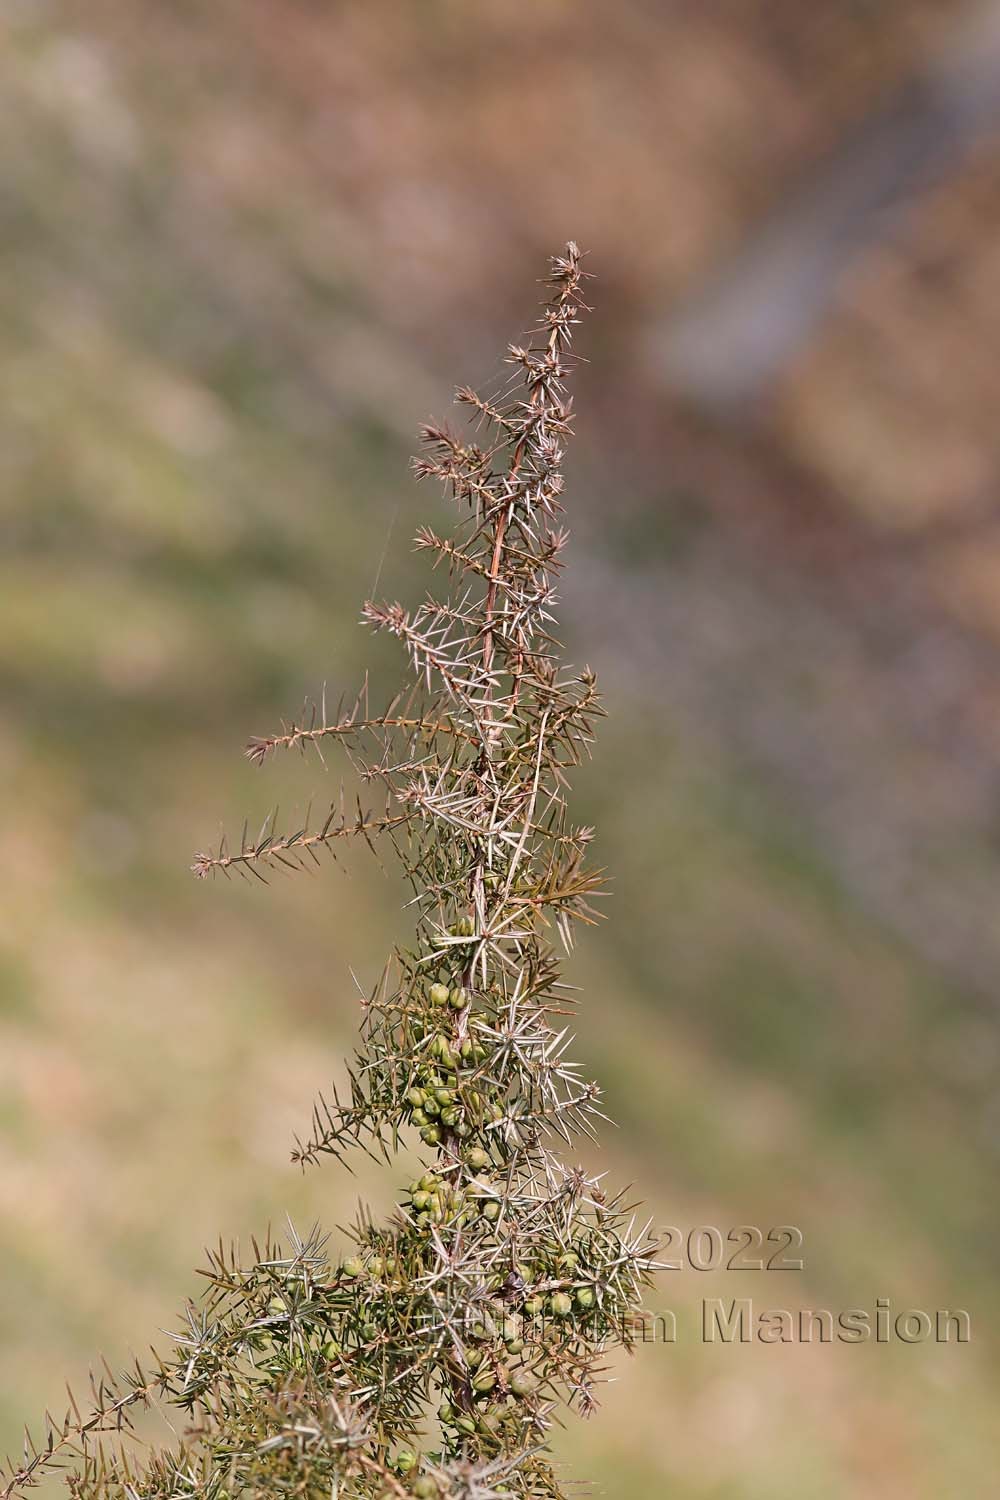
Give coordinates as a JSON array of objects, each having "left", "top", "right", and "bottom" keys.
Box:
[{"left": 4, "top": 245, "right": 657, "bottom": 1500}]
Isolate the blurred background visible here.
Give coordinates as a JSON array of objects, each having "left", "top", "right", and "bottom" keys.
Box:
[{"left": 1, "top": 2, "right": 998, "bottom": 1495}]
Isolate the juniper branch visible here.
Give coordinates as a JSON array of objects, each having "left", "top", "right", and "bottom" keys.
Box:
[{"left": 7, "top": 245, "right": 658, "bottom": 1500}]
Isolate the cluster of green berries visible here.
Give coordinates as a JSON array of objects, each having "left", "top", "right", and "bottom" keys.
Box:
[
  {"left": 340, "top": 1249, "right": 400, "bottom": 1284},
  {"left": 349, "top": 954, "right": 608, "bottom": 1479},
  {"left": 432, "top": 1246, "right": 604, "bottom": 1451},
  {"left": 337, "top": 1249, "right": 403, "bottom": 1345},
  {"left": 431, "top": 1307, "right": 546, "bottom": 1457},
  {"left": 401, "top": 1148, "right": 500, "bottom": 1232},
  {"left": 517, "top": 1243, "right": 598, "bottom": 1319},
  {"left": 401, "top": 981, "right": 502, "bottom": 1148}
]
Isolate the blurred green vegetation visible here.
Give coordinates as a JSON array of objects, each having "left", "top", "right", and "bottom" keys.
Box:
[{"left": 1, "top": 6, "right": 997, "bottom": 1498}]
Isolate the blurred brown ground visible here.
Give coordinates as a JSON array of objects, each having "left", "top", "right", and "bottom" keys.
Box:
[{"left": 1, "top": 3, "right": 999, "bottom": 1496}]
